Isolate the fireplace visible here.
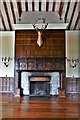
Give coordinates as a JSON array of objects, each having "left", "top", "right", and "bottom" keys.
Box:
[{"left": 29, "top": 76, "right": 51, "bottom": 96}]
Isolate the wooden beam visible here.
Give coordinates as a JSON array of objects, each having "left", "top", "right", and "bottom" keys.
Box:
[
  {"left": 0, "top": 11, "right": 6, "bottom": 30},
  {"left": 39, "top": 0, "right": 41, "bottom": 11},
  {"left": 32, "top": 1, "right": 34, "bottom": 11},
  {"left": 16, "top": 0, "right": 22, "bottom": 17},
  {"left": 52, "top": 1, "right": 56, "bottom": 11},
  {"left": 46, "top": 1, "right": 49, "bottom": 12},
  {"left": 59, "top": 1, "right": 64, "bottom": 19},
  {"left": 3, "top": 2, "right": 12, "bottom": 30},
  {"left": 68, "top": 2, "right": 78, "bottom": 29},
  {"left": 74, "top": 11, "right": 80, "bottom": 29},
  {"left": 65, "top": 1, "right": 70, "bottom": 23},
  {"left": 25, "top": 1, "right": 28, "bottom": 12},
  {"left": 10, "top": 2, "right": 16, "bottom": 24}
]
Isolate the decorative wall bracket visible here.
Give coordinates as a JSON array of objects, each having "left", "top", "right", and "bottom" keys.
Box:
[
  {"left": 2, "top": 57, "right": 13, "bottom": 67},
  {"left": 66, "top": 58, "right": 80, "bottom": 68}
]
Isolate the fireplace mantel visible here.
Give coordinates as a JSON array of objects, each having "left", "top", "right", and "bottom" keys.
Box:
[{"left": 29, "top": 76, "right": 51, "bottom": 82}]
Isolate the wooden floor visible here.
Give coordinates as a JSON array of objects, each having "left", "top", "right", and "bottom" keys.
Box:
[{"left": 0, "top": 93, "right": 80, "bottom": 120}]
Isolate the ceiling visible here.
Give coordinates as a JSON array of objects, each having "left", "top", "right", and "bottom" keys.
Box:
[{"left": 0, "top": 0, "right": 80, "bottom": 31}]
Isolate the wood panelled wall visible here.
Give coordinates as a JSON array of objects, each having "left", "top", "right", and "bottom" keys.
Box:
[
  {"left": 64, "top": 77, "right": 80, "bottom": 99},
  {"left": 15, "top": 30, "right": 80, "bottom": 98},
  {"left": 15, "top": 30, "right": 65, "bottom": 95},
  {"left": 0, "top": 77, "right": 14, "bottom": 92},
  {"left": 15, "top": 30, "right": 65, "bottom": 58},
  {"left": 64, "top": 78, "right": 80, "bottom": 94},
  {"left": 16, "top": 58, "right": 64, "bottom": 71}
]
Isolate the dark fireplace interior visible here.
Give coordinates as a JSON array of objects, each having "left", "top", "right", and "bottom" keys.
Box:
[
  {"left": 30, "top": 81, "right": 50, "bottom": 96},
  {"left": 29, "top": 76, "right": 51, "bottom": 96}
]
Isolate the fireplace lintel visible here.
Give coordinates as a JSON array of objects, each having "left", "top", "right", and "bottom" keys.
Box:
[{"left": 29, "top": 76, "right": 51, "bottom": 82}]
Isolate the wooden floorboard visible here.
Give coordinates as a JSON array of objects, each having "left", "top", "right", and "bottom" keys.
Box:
[{"left": 0, "top": 93, "right": 80, "bottom": 120}]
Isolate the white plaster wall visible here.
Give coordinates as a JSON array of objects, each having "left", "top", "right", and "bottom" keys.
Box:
[
  {"left": 65, "top": 31, "right": 80, "bottom": 77},
  {"left": 0, "top": 31, "right": 15, "bottom": 77}
]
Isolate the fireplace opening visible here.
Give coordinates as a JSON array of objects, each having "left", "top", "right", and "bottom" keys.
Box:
[
  {"left": 30, "top": 81, "right": 50, "bottom": 96},
  {"left": 29, "top": 76, "right": 51, "bottom": 96}
]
